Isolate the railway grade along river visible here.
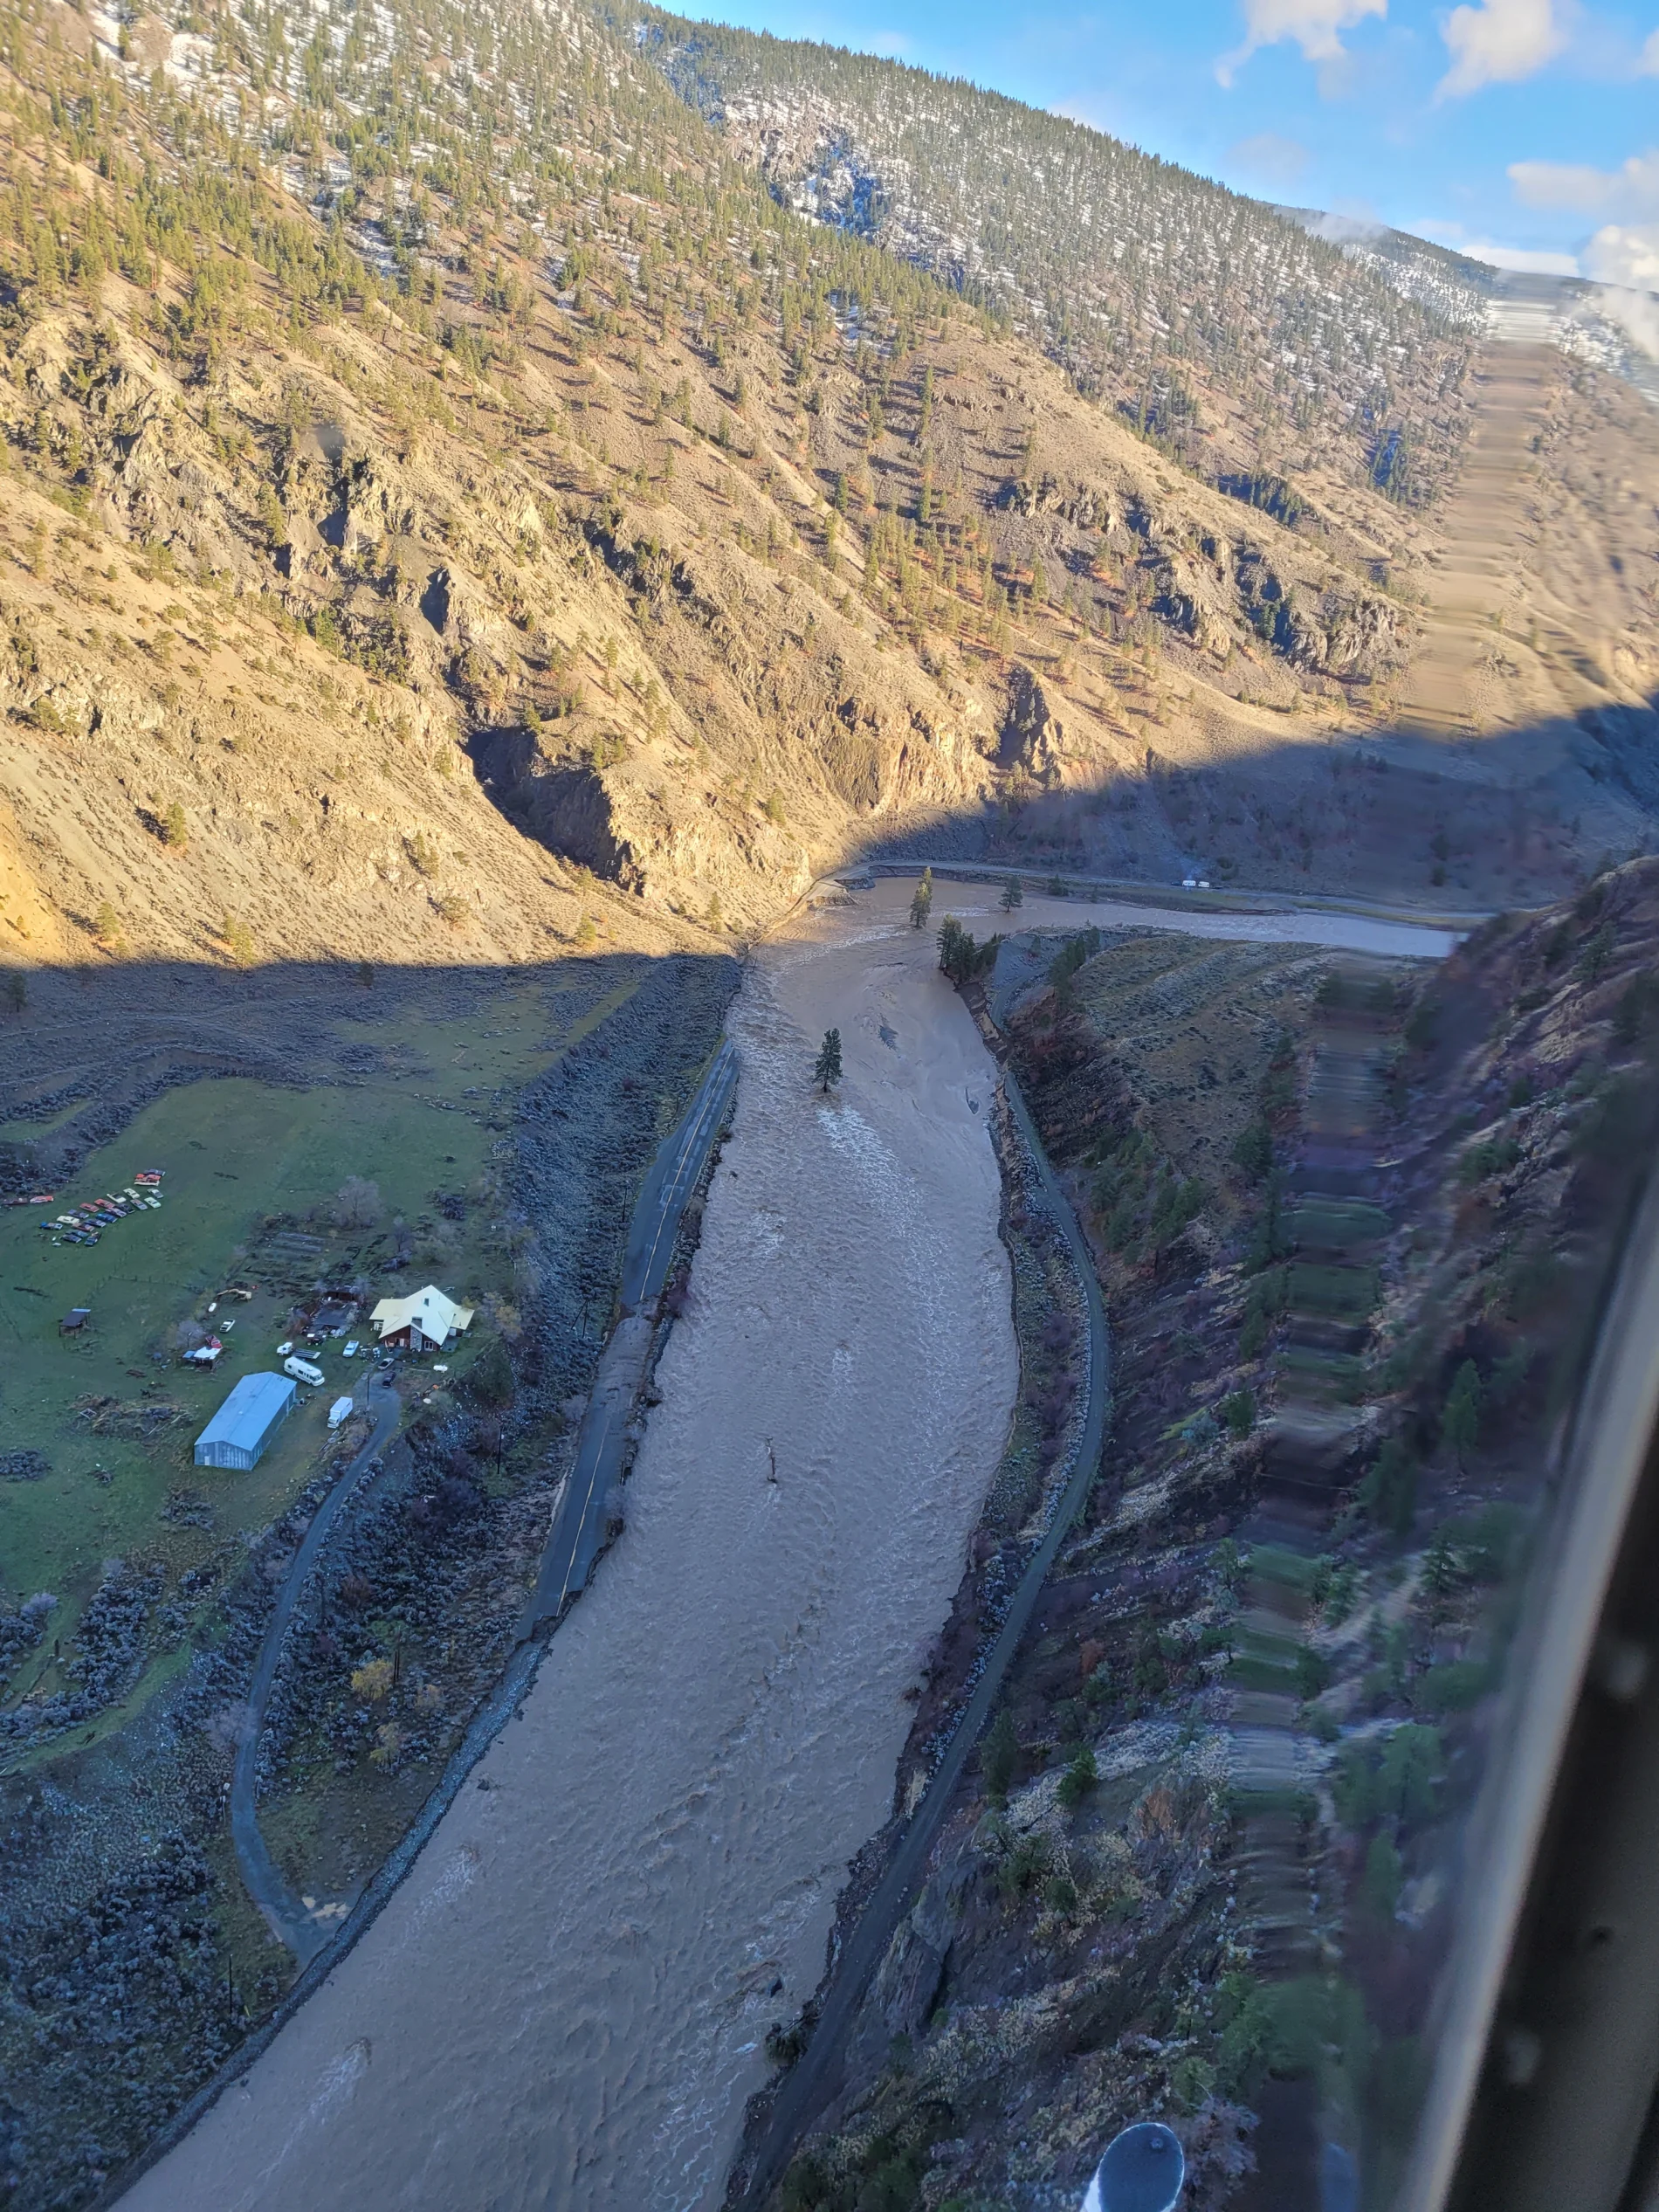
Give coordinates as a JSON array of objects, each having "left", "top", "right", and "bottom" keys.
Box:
[{"left": 121, "top": 881, "right": 1457, "bottom": 2212}]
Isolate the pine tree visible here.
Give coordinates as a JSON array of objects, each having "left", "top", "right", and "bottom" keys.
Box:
[
  {"left": 1441, "top": 1360, "right": 1482, "bottom": 1466},
  {"left": 909, "top": 867, "right": 933, "bottom": 929},
  {"left": 814, "top": 1027, "right": 842, "bottom": 1092},
  {"left": 1000, "top": 874, "right": 1023, "bottom": 913},
  {"left": 981, "top": 1706, "right": 1019, "bottom": 1804}
]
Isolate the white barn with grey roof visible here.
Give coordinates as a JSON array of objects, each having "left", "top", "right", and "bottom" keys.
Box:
[{"left": 194, "top": 1371, "right": 297, "bottom": 1471}]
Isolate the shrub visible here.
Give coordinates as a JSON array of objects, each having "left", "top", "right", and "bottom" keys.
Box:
[
  {"left": 1057, "top": 1745, "right": 1098, "bottom": 1809},
  {"left": 221, "top": 913, "right": 255, "bottom": 966},
  {"left": 334, "top": 1176, "right": 382, "bottom": 1229},
  {"left": 1335, "top": 1724, "right": 1444, "bottom": 1830},
  {"left": 350, "top": 1657, "right": 393, "bottom": 1703},
  {"left": 1441, "top": 1360, "right": 1482, "bottom": 1464},
  {"left": 437, "top": 893, "right": 471, "bottom": 927},
  {"left": 981, "top": 1706, "right": 1019, "bottom": 1803},
  {"left": 1361, "top": 1437, "right": 1417, "bottom": 1534},
  {"left": 1415, "top": 1658, "right": 1490, "bottom": 1715},
  {"left": 1221, "top": 1387, "right": 1256, "bottom": 1436},
  {"left": 1363, "top": 1832, "right": 1403, "bottom": 1918},
  {"left": 464, "top": 1336, "right": 514, "bottom": 1407},
  {"left": 1232, "top": 1115, "right": 1273, "bottom": 1181},
  {"left": 995, "top": 1828, "right": 1052, "bottom": 1898},
  {"left": 161, "top": 800, "right": 188, "bottom": 850},
  {"left": 1048, "top": 927, "right": 1101, "bottom": 994},
  {"left": 1613, "top": 970, "right": 1659, "bottom": 1047},
  {"left": 1170, "top": 2053, "right": 1218, "bottom": 2112},
  {"left": 1215, "top": 1971, "right": 1277, "bottom": 2098},
  {"left": 93, "top": 900, "right": 124, "bottom": 950},
  {"left": 764, "top": 2021, "right": 808, "bottom": 2071}
]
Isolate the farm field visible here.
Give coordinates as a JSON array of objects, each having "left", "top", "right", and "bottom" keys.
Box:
[{"left": 0, "top": 966, "right": 633, "bottom": 1730}]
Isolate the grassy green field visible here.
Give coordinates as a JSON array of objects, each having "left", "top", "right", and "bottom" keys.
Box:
[{"left": 1, "top": 968, "right": 641, "bottom": 1714}]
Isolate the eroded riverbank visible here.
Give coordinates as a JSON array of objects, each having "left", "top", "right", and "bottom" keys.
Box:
[{"left": 120, "top": 900, "right": 1017, "bottom": 2212}]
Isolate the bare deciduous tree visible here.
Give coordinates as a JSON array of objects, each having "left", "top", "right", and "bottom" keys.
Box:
[{"left": 334, "top": 1176, "right": 382, "bottom": 1229}]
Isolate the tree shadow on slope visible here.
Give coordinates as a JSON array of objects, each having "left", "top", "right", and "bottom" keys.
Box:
[{"left": 839, "top": 689, "right": 1659, "bottom": 914}]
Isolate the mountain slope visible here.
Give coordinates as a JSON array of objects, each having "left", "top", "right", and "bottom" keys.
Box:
[
  {"left": 0, "top": 0, "right": 1470, "bottom": 973},
  {"left": 617, "top": 5, "right": 1483, "bottom": 503},
  {"left": 1, "top": 0, "right": 1656, "bottom": 991}
]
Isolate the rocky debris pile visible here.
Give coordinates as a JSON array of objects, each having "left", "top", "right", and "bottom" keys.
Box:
[
  {"left": 160, "top": 1488, "right": 216, "bottom": 1531},
  {"left": 72, "top": 1396, "right": 188, "bottom": 1441},
  {"left": 514, "top": 950, "right": 739, "bottom": 1404},
  {"left": 0, "top": 1451, "right": 51, "bottom": 1482}
]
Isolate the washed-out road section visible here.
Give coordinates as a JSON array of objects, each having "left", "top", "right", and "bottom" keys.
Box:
[{"left": 121, "top": 882, "right": 1453, "bottom": 2212}]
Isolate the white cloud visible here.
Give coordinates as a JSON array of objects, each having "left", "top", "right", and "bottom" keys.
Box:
[
  {"left": 1229, "top": 130, "right": 1312, "bottom": 185},
  {"left": 1415, "top": 217, "right": 1580, "bottom": 270},
  {"left": 1584, "top": 223, "right": 1659, "bottom": 293},
  {"left": 1585, "top": 230, "right": 1659, "bottom": 359},
  {"left": 1510, "top": 149, "right": 1659, "bottom": 217},
  {"left": 1641, "top": 26, "right": 1659, "bottom": 72},
  {"left": 1215, "top": 0, "right": 1385, "bottom": 88},
  {"left": 1436, "top": 0, "right": 1566, "bottom": 96},
  {"left": 1051, "top": 97, "right": 1114, "bottom": 133}
]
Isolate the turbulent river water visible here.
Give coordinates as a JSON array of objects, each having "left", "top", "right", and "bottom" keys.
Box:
[
  {"left": 126, "top": 890, "right": 1017, "bottom": 2212},
  {"left": 122, "top": 884, "right": 1453, "bottom": 2212}
]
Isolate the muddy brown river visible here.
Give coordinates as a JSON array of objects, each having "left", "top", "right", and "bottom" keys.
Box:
[
  {"left": 122, "top": 885, "right": 1452, "bottom": 2212},
  {"left": 126, "top": 892, "right": 1015, "bottom": 2212}
]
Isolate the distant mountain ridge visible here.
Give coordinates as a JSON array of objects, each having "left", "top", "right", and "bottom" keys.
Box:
[
  {"left": 613, "top": 3, "right": 1482, "bottom": 502},
  {"left": 1276, "top": 211, "right": 1659, "bottom": 403}
]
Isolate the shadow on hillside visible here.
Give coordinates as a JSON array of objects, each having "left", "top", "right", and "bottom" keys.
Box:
[
  {"left": 0, "top": 950, "right": 740, "bottom": 1194},
  {"left": 827, "top": 686, "right": 1659, "bottom": 913}
]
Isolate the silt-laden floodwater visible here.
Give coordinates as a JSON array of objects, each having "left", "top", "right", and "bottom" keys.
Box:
[
  {"left": 122, "top": 884, "right": 1456, "bottom": 2212},
  {"left": 123, "top": 899, "right": 1015, "bottom": 2212}
]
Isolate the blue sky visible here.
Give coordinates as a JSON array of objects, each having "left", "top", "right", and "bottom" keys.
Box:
[{"left": 674, "top": 0, "right": 1659, "bottom": 288}]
